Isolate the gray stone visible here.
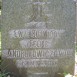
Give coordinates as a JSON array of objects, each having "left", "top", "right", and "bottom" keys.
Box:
[
  {"left": 0, "top": 10, "right": 1, "bottom": 31},
  {"left": 27, "top": 72, "right": 49, "bottom": 77},
  {"left": 2, "top": 0, "right": 76, "bottom": 77}
]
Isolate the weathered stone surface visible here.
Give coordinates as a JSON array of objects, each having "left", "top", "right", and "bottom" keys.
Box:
[
  {"left": 2, "top": 0, "right": 76, "bottom": 77},
  {"left": 0, "top": 10, "right": 1, "bottom": 31}
]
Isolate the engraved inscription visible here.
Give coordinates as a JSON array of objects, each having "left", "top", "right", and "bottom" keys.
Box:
[
  {"left": 16, "top": 59, "right": 58, "bottom": 68},
  {"left": 9, "top": 29, "right": 65, "bottom": 39},
  {"left": 2, "top": 0, "right": 76, "bottom": 75},
  {"left": 20, "top": 39, "right": 53, "bottom": 48},
  {"left": 2, "top": 49, "right": 73, "bottom": 59}
]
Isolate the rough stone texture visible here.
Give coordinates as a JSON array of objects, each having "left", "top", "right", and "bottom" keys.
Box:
[
  {"left": 76, "top": 3, "right": 77, "bottom": 42},
  {"left": 2, "top": 0, "right": 76, "bottom": 77},
  {"left": 0, "top": 15, "right": 1, "bottom": 31}
]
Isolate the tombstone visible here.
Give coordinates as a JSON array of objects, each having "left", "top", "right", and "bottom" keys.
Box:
[{"left": 2, "top": 0, "right": 76, "bottom": 77}]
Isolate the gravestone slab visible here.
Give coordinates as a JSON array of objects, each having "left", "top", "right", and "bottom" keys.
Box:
[{"left": 2, "top": 0, "right": 76, "bottom": 77}]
